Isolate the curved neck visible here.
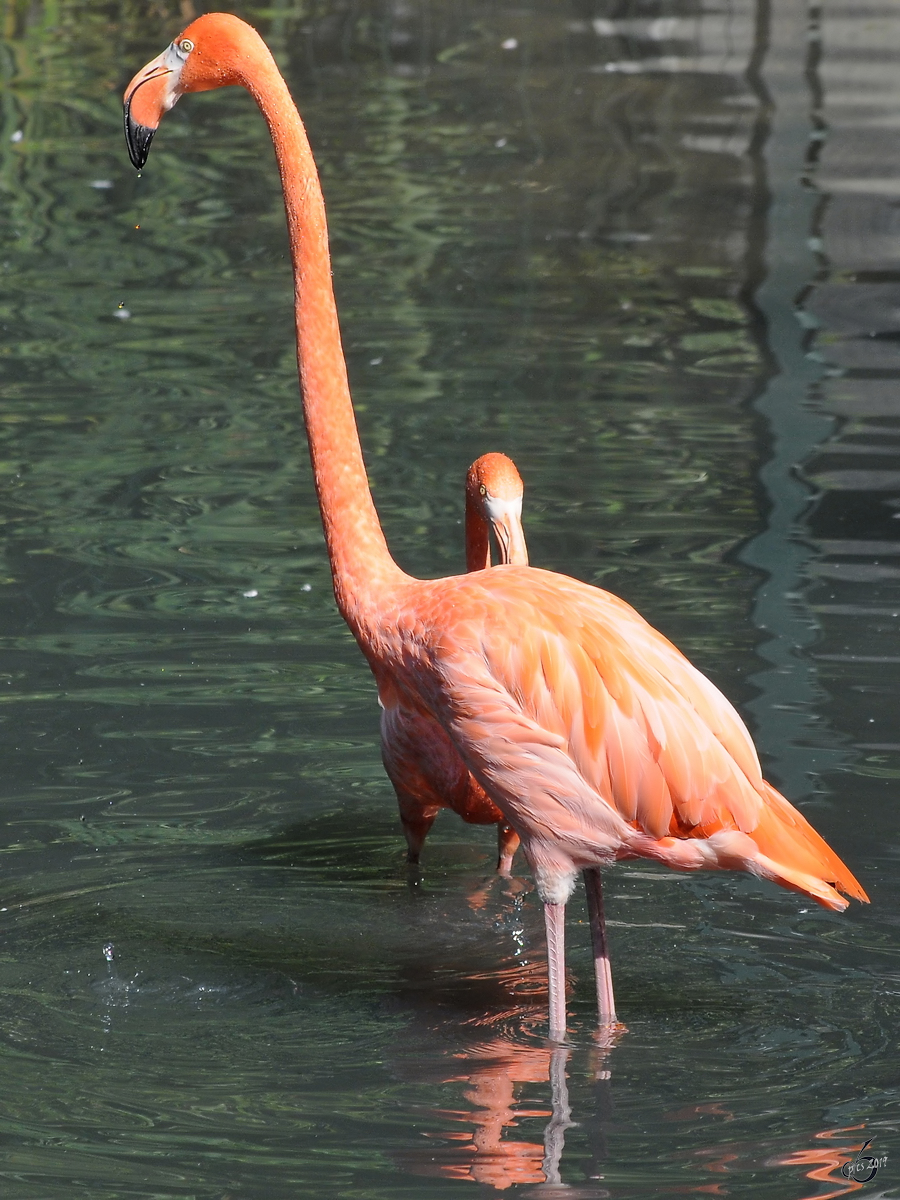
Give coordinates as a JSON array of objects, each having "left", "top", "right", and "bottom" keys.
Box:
[
  {"left": 465, "top": 497, "right": 491, "bottom": 571},
  {"left": 240, "top": 48, "right": 405, "bottom": 625}
]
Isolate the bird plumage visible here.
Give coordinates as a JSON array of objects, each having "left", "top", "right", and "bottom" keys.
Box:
[
  {"left": 380, "top": 454, "right": 525, "bottom": 870},
  {"left": 124, "top": 13, "right": 867, "bottom": 1037},
  {"left": 369, "top": 565, "right": 865, "bottom": 912}
]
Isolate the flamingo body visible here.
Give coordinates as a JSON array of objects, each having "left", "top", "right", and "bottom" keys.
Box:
[
  {"left": 379, "top": 674, "right": 513, "bottom": 857},
  {"left": 123, "top": 14, "right": 867, "bottom": 1036},
  {"left": 363, "top": 565, "right": 864, "bottom": 912},
  {"left": 381, "top": 454, "right": 525, "bottom": 870}
]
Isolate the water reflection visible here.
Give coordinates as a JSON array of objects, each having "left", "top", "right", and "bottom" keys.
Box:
[
  {"left": 801, "top": 2, "right": 900, "bottom": 833},
  {"left": 392, "top": 990, "right": 886, "bottom": 1196},
  {"left": 395, "top": 1016, "right": 621, "bottom": 1193},
  {"left": 400, "top": 1039, "right": 564, "bottom": 1189},
  {"left": 772, "top": 1125, "right": 873, "bottom": 1199}
]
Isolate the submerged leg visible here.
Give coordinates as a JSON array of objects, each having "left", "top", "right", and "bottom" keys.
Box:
[
  {"left": 584, "top": 866, "right": 616, "bottom": 1024},
  {"left": 496, "top": 822, "right": 520, "bottom": 875},
  {"left": 398, "top": 795, "right": 439, "bottom": 864},
  {"left": 544, "top": 901, "right": 567, "bottom": 1040}
]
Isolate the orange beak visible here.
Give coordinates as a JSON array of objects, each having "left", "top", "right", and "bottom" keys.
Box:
[{"left": 123, "top": 43, "right": 187, "bottom": 169}]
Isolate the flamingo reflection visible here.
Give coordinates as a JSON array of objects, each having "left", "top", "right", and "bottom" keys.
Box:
[
  {"left": 395, "top": 1011, "right": 873, "bottom": 1195},
  {"left": 773, "top": 1125, "right": 874, "bottom": 1199},
  {"left": 396, "top": 1021, "right": 619, "bottom": 1191},
  {"left": 671, "top": 1119, "right": 875, "bottom": 1196}
]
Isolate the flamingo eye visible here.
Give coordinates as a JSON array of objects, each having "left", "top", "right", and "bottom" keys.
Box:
[
  {"left": 179, "top": 39, "right": 194, "bottom": 52},
  {"left": 479, "top": 485, "right": 487, "bottom": 496}
]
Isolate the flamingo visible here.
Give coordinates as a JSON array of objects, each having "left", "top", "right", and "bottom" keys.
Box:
[
  {"left": 383, "top": 454, "right": 525, "bottom": 874},
  {"left": 123, "top": 14, "right": 868, "bottom": 1038}
]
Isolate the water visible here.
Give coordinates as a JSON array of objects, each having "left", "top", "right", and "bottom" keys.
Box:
[{"left": 0, "top": 0, "right": 896, "bottom": 1195}]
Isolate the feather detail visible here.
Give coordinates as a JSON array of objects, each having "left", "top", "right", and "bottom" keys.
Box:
[{"left": 395, "top": 565, "right": 867, "bottom": 910}]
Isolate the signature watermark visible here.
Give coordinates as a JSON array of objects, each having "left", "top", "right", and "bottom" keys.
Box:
[{"left": 841, "top": 1140, "right": 887, "bottom": 1184}]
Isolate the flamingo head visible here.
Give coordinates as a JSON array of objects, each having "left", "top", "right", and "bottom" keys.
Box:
[
  {"left": 124, "top": 13, "right": 266, "bottom": 170},
  {"left": 466, "top": 453, "right": 528, "bottom": 567}
]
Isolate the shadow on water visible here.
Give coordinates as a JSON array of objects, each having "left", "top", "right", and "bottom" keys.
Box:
[{"left": 0, "top": 0, "right": 895, "bottom": 1197}]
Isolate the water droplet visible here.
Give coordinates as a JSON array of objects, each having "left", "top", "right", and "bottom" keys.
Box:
[
  {"left": 495, "top": 137, "right": 508, "bottom": 148},
  {"left": 10, "top": 130, "right": 22, "bottom": 143},
  {"left": 242, "top": 589, "right": 258, "bottom": 598},
  {"left": 102, "top": 944, "right": 115, "bottom": 962},
  {"left": 114, "top": 308, "right": 131, "bottom": 320},
  {"left": 301, "top": 583, "right": 312, "bottom": 592},
  {"left": 90, "top": 180, "right": 113, "bottom": 190},
  {"left": 369, "top": 356, "right": 383, "bottom": 366},
  {"left": 501, "top": 37, "right": 518, "bottom": 50}
]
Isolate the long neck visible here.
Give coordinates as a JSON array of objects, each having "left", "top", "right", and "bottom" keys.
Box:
[
  {"left": 465, "top": 497, "right": 491, "bottom": 571},
  {"left": 242, "top": 52, "right": 405, "bottom": 627}
]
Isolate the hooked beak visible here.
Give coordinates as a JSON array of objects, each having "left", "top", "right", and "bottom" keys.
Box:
[
  {"left": 123, "top": 44, "right": 185, "bottom": 169},
  {"left": 124, "top": 100, "right": 156, "bottom": 170},
  {"left": 489, "top": 500, "right": 529, "bottom": 567}
]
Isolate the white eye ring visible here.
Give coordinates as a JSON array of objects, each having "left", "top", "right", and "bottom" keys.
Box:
[{"left": 179, "top": 38, "right": 194, "bottom": 53}]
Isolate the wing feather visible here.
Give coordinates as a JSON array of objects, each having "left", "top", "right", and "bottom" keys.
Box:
[
  {"left": 463, "top": 574, "right": 763, "bottom": 839},
  {"left": 410, "top": 566, "right": 866, "bottom": 908}
]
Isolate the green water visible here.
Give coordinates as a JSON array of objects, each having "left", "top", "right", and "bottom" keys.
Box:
[{"left": 0, "top": 0, "right": 895, "bottom": 1195}]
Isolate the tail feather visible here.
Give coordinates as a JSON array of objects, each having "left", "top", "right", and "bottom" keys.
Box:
[
  {"left": 633, "top": 780, "right": 869, "bottom": 912},
  {"left": 744, "top": 854, "right": 850, "bottom": 912},
  {"left": 748, "top": 782, "right": 869, "bottom": 907}
]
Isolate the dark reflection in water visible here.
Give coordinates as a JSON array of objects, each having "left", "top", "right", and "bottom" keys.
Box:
[{"left": 0, "top": 0, "right": 896, "bottom": 1197}]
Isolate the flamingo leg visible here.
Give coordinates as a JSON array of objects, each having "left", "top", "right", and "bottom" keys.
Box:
[
  {"left": 544, "top": 901, "right": 567, "bottom": 1040},
  {"left": 397, "top": 796, "right": 438, "bottom": 864},
  {"left": 496, "top": 823, "right": 520, "bottom": 876},
  {"left": 584, "top": 866, "right": 616, "bottom": 1024}
]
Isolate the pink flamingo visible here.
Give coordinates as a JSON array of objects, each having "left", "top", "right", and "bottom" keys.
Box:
[
  {"left": 383, "top": 454, "right": 525, "bottom": 873},
  {"left": 124, "top": 14, "right": 868, "bottom": 1037}
]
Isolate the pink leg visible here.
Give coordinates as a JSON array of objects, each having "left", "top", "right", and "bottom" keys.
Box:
[
  {"left": 544, "top": 901, "right": 567, "bottom": 1040},
  {"left": 496, "top": 823, "right": 520, "bottom": 875},
  {"left": 584, "top": 867, "right": 616, "bottom": 1024}
]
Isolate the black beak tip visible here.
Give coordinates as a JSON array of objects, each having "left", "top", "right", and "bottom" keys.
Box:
[{"left": 124, "top": 103, "right": 155, "bottom": 170}]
